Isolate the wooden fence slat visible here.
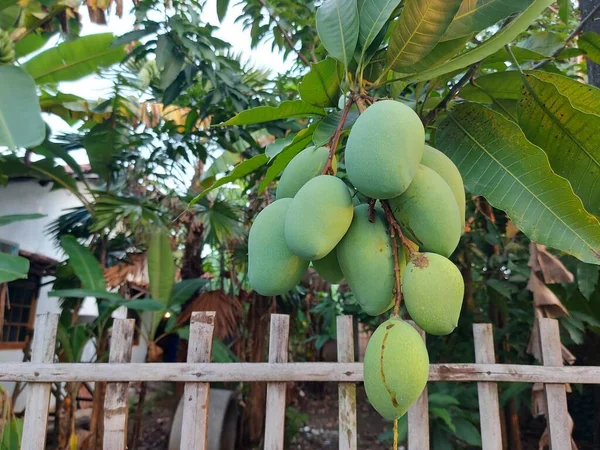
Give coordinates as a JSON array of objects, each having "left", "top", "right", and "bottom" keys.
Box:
[
  {"left": 180, "top": 311, "right": 216, "bottom": 450},
  {"left": 264, "top": 314, "right": 290, "bottom": 450},
  {"left": 407, "top": 322, "right": 429, "bottom": 450},
  {"left": 3, "top": 362, "right": 600, "bottom": 384},
  {"left": 337, "top": 315, "right": 357, "bottom": 450},
  {"left": 473, "top": 324, "right": 502, "bottom": 450},
  {"left": 539, "top": 318, "right": 571, "bottom": 450},
  {"left": 103, "top": 319, "right": 135, "bottom": 450},
  {"left": 21, "top": 313, "right": 59, "bottom": 450}
]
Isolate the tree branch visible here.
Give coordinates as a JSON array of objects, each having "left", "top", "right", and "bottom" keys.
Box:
[
  {"left": 422, "top": 63, "right": 480, "bottom": 127},
  {"left": 533, "top": 2, "right": 600, "bottom": 69},
  {"left": 258, "top": 0, "right": 310, "bottom": 66},
  {"left": 321, "top": 96, "right": 354, "bottom": 175}
]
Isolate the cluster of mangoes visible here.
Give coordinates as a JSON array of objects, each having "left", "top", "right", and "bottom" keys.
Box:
[{"left": 248, "top": 99, "right": 466, "bottom": 421}]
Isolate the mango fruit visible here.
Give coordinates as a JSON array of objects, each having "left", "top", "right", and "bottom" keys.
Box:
[
  {"left": 421, "top": 145, "right": 465, "bottom": 230},
  {"left": 345, "top": 100, "right": 424, "bottom": 199},
  {"left": 285, "top": 175, "right": 353, "bottom": 260},
  {"left": 403, "top": 252, "right": 465, "bottom": 335},
  {"left": 364, "top": 318, "right": 429, "bottom": 420},
  {"left": 337, "top": 204, "right": 402, "bottom": 315},
  {"left": 276, "top": 146, "right": 336, "bottom": 199},
  {"left": 312, "top": 249, "right": 344, "bottom": 284},
  {"left": 248, "top": 199, "right": 309, "bottom": 296},
  {"left": 388, "top": 165, "right": 461, "bottom": 257}
]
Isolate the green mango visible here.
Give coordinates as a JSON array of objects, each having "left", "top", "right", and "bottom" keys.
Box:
[
  {"left": 248, "top": 199, "right": 309, "bottom": 296},
  {"left": 364, "top": 318, "right": 429, "bottom": 420},
  {"left": 276, "top": 146, "right": 337, "bottom": 199},
  {"left": 345, "top": 100, "right": 424, "bottom": 199},
  {"left": 421, "top": 145, "right": 465, "bottom": 231},
  {"left": 337, "top": 204, "right": 403, "bottom": 315},
  {"left": 403, "top": 252, "right": 465, "bottom": 335},
  {"left": 312, "top": 249, "right": 344, "bottom": 284},
  {"left": 388, "top": 165, "right": 461, "bottom": 257},
  {"left": 285, "top": 175, "right": 353, "bottom": 260}
]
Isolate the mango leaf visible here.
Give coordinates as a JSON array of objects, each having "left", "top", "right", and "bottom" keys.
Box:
[
  {"left": 258, "top": 123, "right": 317, "bottom": 194},
  {"left": 217, "top": 0, "right": 230, "bottom": 21},
  {"left": 403, "top": 0, "right": 554, "bottom": 83},
  {"left": 579, "top": 31, "right": 600, "bottom": 64},
  {"left": 0, "top": 0, "right": 18, "bottom": 10},
  {"left": 518, "top": 31, "right": 563, "bottom": 57},
  {"left": 483, "top": 45, "right": 546, "bottom": 64},
  {"left": 0, "top": 253, "right": 29, "bottom": 283},
  {"left": 437, "top": 103, "right": 600, "bottom": 265},
  {"left": 221, "top": 100, "right": 324, "bottom": 126},
  {"left": 577, "top": 262, "right": 599, "bottom": 300},
  {"left": 60, "top": 235, "right": 106, "bottom": 291},
  {"left": 316, "top": 0, "right": 360, "bottom": 69},
  {"left": 0, "top": 416, "right": 23, "bottom": 450},
  {"left": 442, "top": 0, "right": 532, "bottom": 41},
  {"left": 0, "top": 66, "right": 46, "bottom": 150},
  {"left": 191, "top": 154, "right": 269, "bottom": 203},
  {"left": 23, "top": 33, "right": 125, "bottom": 84},
  {"left": 407, "top": 35, "right": 471, "bottom": 73},
  {"left": 313, "top": 109, "right": 359, "bottom": 146},
  {"left": 527, "top": 71, "right": 600, "bottom": 116},
  {"left": 147, "top": 228, "right": 175, "bottom": 305},
  {"left": 453, "top": 418, "right": 482, "bottom": 446},
  {"left": 298, "top": 57, "right": 344, "bottom": 107},
  {"left": 170, "top": 278, "right": 206, "bottom": 306},
  {"left": 517, "top": 73, "right": 600, "bottom": 217},
  {"left": 49, "top": 289, "right": 124, "bottom": 302},
  {"left": 357, "top": 0, "right": 402, "bottom": 52},
  {"left": 0, "top": 214, "right": 45, "bottom": 227},
  {"left": 386, "top": 0, "right": 463, "bottom": 70},
  {"left": 266, "top": 134, "right": 296, "bottom": 159}
]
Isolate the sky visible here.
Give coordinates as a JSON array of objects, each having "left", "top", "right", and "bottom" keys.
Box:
[{"left": 45, "top": 0, "right": 295, "bottom": 133}]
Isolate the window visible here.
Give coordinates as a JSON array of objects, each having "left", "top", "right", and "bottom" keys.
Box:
[{"left": 1, "top": 277, "right": 39, "bottom": 349}]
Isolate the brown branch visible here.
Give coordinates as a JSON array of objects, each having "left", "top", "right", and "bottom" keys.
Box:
[
  {"left": 422, "top": 63, "right": 480, "bottom": 127},
  {"left": 380, "top": 200, "right": 416, "bottom": 259},
  {"left": 258, "top": 0, "right": 310, "bottom": 66},
  {"left": 533, "top": 2, "right": 600, "bottom": 69},
  {"left": 321, "top": 96, "right": 354, "bottom": 175},
  {"left": 367, "top": 198, "right": 376, "bottom": 223}
]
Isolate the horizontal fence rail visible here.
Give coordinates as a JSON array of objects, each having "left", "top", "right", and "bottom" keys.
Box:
[{"left": 3, "top": 362, "right": 600, "bottom": 384}]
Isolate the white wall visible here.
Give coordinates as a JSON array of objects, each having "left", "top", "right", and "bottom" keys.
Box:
[{"left": 0, "top": 179, "right": 149, "bottom": 405}]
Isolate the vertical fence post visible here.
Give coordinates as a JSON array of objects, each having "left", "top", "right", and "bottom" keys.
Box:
[
  {"left": 539, "top": 318, "right": 571, "bottom": 449},
  {"left": 21, "top": 313, "right": 59, "bottom": 450},
  {"left": 407, "top": 321, "right": 429, "bottom": 450},
  {"left": 180, "top": 311, "right": 216, "bottom": 450},
  {"left": 337, "top": 315, "right": 357, "bottom": 450},
  {"left": 264, "top": 314, "right": 290, "bottom": 450},
  {"left": 103, "top": 319, "right": 135, "bottom": 450},
  {"left": 473, "top": 324, "right": 502, "bottom": 450}
]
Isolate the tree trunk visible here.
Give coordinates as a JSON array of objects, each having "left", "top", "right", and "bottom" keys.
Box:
[{"left": 580, "top": 0, "right": 600, "bottom": 87}]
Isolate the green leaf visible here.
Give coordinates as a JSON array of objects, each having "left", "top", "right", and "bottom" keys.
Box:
[
  {"left": 453, "top": 418, "right": 482, "bottom": 446},
  {"left": 170, "top": 278, "right": 206, "bottom": 306},
  {"left": 22, "top": 33, "right": 125, "bottom": 84},
  {"left": 0, "top": 416, "right": 23, "bottom": 450},
  {"left": 191, "top": 154, "right": 269, "bottom": 203},
  {"left": 0, "top": 66, "right": 46, "bottom": 150},
  {"left": 402, "top": 0, "right": 554, "bottom": 83},
  {"left": 220, "top": 100, "right": 325, "bottom": 126},
  {"left": 358, "top": 0, "right": 402, "bottom": 51},
  {"left": 442, "top": 0, "right": 532, "bottom": 41},
  {"left": 119, "top": 298, "right": 165, "bottom": 311},
  {"left": 14, "top": 32, "right": 55, "bottom": 58},
  {"left": 217, "top": 0, "right": 230, "bottom": 21},
  {"left": 49, "top": 289, "right": 125, "bottom": 302},
  {"left": 35, "top": 140, "right": 86, "bottom": 182},
  {"left": 386, "top": 0, "right": 463, "bottom": 70},
  {"left": 313, "top": 109, "right": 359, "bottom": 146},
  {"left": 0, "top": 253, "right": 29, "bottom": 283},
  {"left": 147, "top": 228, "right": 175, "bottom": 305},
  {"left": 316, "top": 0, "right": 360, "bottom": 68},
  {"left": 517, "top": 73, "right": 600, "bottom": 217},
  {"left": 577, "top": 263, "right": 599, "bottom": 300},
  {"left": 486, "top": 279, "right": 519, "bottom": 299},
  {"left": 437, "top": 103, "right": 600, "bottom": 265},
  {"left": 518, "top": 31, "right": 564, "bottom": 57},
  {"left": 579, "top": 31, "right": 600, "bottom": 64},
  {"left": 557, "top": 0, "right": 569, "bottom": 23},
  {"left": 258, "top": 123, "right": 317, "bottom": 194},
  {"left": 60, "top": 235, "right": 107, "bottom": 291},
  {"left": 428, "top": 393, "right": 461, "bottom": 406},
  {"left": 298, "top": 57, "right": 343, "bottom": 107},
  {"left": 430, "top": 407, "right": 456, "bottom": 432},
  {"left": 407, "top": 35, "right": 471, "bottom": 73},
  {"left": 0, "top": 0, "right": 18, "bottom": 11},
  {"left": 0, "top": 214, "right": 45, "bottom": 227},
  {"left": 266, "top": 134, "right": 297, "bottom": 159},
  {"left": 483, "top": 45, "right": 546, "bottom": 64}
]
